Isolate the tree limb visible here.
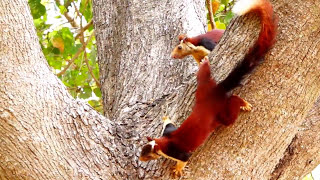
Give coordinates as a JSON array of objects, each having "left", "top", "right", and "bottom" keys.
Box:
[
  {"left": 75, "top": 20, "right": 93, "bottom": 40},
  {"left": 270, "top": 97, "right": 320, "bottom": 180}
]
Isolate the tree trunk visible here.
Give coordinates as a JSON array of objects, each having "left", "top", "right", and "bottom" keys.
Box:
[
  {"left": 0, "top": 0, "right": 320, "bottom": 180},
  {"left": 94, "top": 0, "right": 320, "bottom": 179},
  {"left": 0, "top": 1, "right": 115, "bottom": 179},
  {"left": 271, "top": 97, "right": 320, "bottom": 180}
]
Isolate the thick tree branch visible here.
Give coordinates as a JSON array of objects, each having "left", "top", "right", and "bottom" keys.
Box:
[
  {"left": 94, "top": 0, "right": 206, "bottom": 119},
  {"left": 93, "top": 0, "right": 320, "bottom": 179},
  {"left": 1, "top": 0, "right": 320, "bottom": 179},
  {"left": 0, "top": 2, "right": 115, "bottom": 178},
  {"left": 270, "top": 97, "right": 320, "bottom": 180}
]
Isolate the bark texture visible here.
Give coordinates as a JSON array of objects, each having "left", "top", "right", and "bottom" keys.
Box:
[
  {"left": 270, "top": 97, "right": 320, "bottom": 180},
  {"left": 94, "top": 0, "right": 206, "bottom": 119},
  {"left": 0, "top": 0, "right": 320, "bottom": 179},
  {"left": 182, "top": 1, "right": 320, "bottom": 179},
  {"left": 0, "top": 1, "right": 115, "bottom": 179},
  {"left": 94, "top": 0, "right": 320, "bottom": 179}
]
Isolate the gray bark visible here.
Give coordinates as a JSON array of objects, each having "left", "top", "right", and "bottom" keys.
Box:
[
  {"left": 94, "top": 0, "right": 320, "bottom": 179},
  {"left": 271, "top": 98, "right": 320, "bottom": 180},
  {"left": 0, "top": 0, "right": 320, "bottom": 179},
  {"left": 0, "top": 1, "right": 114, "bottom": 179}
]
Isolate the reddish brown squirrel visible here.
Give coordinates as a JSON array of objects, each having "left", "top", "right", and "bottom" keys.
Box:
[
  {"left": 140, "top": 0, "right": 277, "bottom": 177},
  {"left": 171, "top": 29, "right": 224, "bottom": 64}
]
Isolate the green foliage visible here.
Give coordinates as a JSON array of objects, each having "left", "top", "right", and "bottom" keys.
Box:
[
  {"left": 29, "top": 0, "right": 46, "bottom": 19},
  {"left": 80, "top": 0, "right": 93, "bottom": 22},
  {"left": 28, "top": 0, "right": 102, "bottom": 113},
  {"left": 207, "top": 0, "right": 235, "bottom": 30}
]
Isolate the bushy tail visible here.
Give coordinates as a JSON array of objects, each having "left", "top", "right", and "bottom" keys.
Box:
[{"left": 217, "top": 0, "right": 277, "bottom": 92}]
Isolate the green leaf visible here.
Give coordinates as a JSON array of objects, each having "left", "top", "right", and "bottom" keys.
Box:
[
  {"left": 302, "top": 174, "right": 314, "bottom": 180},
  {"left": 53, "top": 47, "right": 61, "bottom": 54},
  {"left": 93, "top": 88, "right": 101, "bottom": 97},
  {"left": 28, "top": 0, "right": 46, "bottom": 19},
  {"left": 59, "top": 5, "right": 67, "bottom": 14},
  {"left": 79, "top": 86, "right": 92, "bottom": 99},
  {"left": 69, "top": 89, "right": 77, "bottom": 98},
  {"left": 224, "top": 11, "right": 234, "bottom": 24},
  {"left": 64, "top": 0, "right": 72, "bottom": 8},
  {"left": 48, "top": 57, "right": 62, "bottom": 69},
  {"left": 92, "top": 63, "right": 99, "bottom": 78},
  {"left": 89, "top": 45, "right": 97, "bottom": 64},
  {"left": 221, "top": 0, "right": 229, "bottom": 6},
  {"left": 60, "top": 27, "right": 75, "bottom": 55},
  {"left": 88, "top": 100, "right": 97, "bottom": 107},
  {"left": 74, "top": 71, "right": 87, "bottom": 86},
  {"left": 70, "top": 44, "right": 82, "bottom": 55},
  {"left": 80, "top": 0, "right": 93, "bottom": 22},
  {"left": 88, "top": 100, "right": 103, "bottom": 113},
  {"left": 88, "top": 25, "right": 94, "bottom": 31},
  {"left": 216, "top": 21, "right": 226, "bottom": 29}
]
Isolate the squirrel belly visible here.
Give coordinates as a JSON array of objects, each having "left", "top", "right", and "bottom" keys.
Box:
[{"left": 140, "top": 0, "right": 277, "bottom": 177}]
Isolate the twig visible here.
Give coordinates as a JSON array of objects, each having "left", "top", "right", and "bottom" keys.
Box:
[
  {"left": 56, "top": 32, "right": 95, "bottom": 76},
  {"left": 55, "top": 0, "right": 79, "bottom": 28},
  {"left": 84, "top": 50, "right": 101, "bottom": 88},
  {"left": 206, "top": 0, "right": 216, "bottom": 29},
  {"left": 74, "top": 5, "right": 100, "bottom": 88},
  {"left": 72, "top": 0, "right": 81, "bottom": 17},
  {"left": 75, "top": 20, "right": 93, "bottom": 40}
]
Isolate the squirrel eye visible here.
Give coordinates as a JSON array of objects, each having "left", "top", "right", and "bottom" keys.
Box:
[{"left": 178, "top": 46, "right": 182, "bottom": 50}]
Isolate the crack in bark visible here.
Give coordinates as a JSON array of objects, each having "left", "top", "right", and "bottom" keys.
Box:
[{"left": 270, "top": 135, "right": 298, "bottom": 180}]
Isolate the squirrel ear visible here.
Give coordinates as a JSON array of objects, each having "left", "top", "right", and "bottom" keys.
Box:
[
  {"left": 178, "top": 34, "right": 188, "bottom": 41},
  {"left": 146, "top": 137, "right": 153, "bottom": 142}
]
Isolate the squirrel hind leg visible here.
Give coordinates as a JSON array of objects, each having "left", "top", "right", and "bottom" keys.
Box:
[
  {"left": 237, "top": 96, "right": 252, "bottom": 111},
  {"left": 217, "top": 95, "right": 247, "bottom": 126},
  {"left": 229, "top": 95, "right": 252, "bottom": 111}
]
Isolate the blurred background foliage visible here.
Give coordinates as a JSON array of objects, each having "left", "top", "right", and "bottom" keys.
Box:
[
  {"left": 206, "top": 0, "right": 235, "bottom": 30},
  {"left": 28, "top": 0, "right": 102, "bottom": 113}
]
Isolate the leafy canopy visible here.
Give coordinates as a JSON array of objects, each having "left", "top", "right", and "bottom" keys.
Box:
[{"left": 29, "top": 0, "right": 102, "bottom": 113}]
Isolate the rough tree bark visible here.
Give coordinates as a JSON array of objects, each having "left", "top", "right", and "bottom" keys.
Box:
[
  {"left": 0, "top": 1, "right": 115, "bottom": 179},
  {"left": 271, "top": 97, "right": 320, "bottom": 180},
  {"left": 0, "top": 0, "right": 320, "bottom": 180},
  {"left": 94, "top": 0, "right": 320, "bottom": 179}
]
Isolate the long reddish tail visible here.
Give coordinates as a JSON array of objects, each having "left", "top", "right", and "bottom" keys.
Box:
[{"left": 217, "top": 0, "right": 277, "bottom": 92}]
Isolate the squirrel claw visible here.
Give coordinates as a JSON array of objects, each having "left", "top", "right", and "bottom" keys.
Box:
[
  {"left": 240, "top": 101, "right": 252, "bottom": 111},
  {"left": 172, "top": 167, "right": 183, "bottom": 178}
]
